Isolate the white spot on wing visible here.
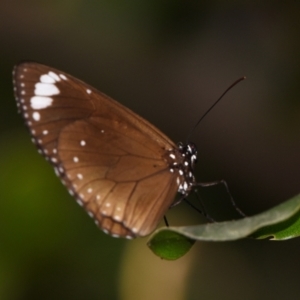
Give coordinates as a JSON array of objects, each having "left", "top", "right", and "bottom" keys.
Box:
[
  {"left": 86, "top": 89, "right": 91, "bottom": 94},
  {"left": 87, "top": 188, "right": 93, "bottom": 193},
  {"left": 132, "top": 227, "right": 138, "bottom": 233},
  {"left": 32, "top": 112, "right": 40, "bottom": 121},
  {"left": 114, "top": 215, "right": 121, "bottom": 221},
  {"left": 40, "top": 74, "right": 56, "bottom": 84},
  {"left": 76, "top": 199, "right": 83, "bottom": 206},
  {"left": 34, "top": 83, "right": 59, "bottom": 96},
  {"left": 59, "top": 74, "right": 67, "bottom": 80},
  {"left": 54, "top": 167, "right": 60, "bottom": 177},
  {"left": 73, "top": 156, "right": 79, "bottom": 163},
  {"left": 80, "top": 140, "right": 86, "bottom": 146},
  {"left": 43, "top": 130, "right": 48, "bottom": 135},
  {"left": 48, "top": 71, "right": 61, "bottom": 82},
  {"left": 77, "top": 173, "right": 83, "bottom": 180},
  {"left": 30, "top": 96, "right": 53, "bottom": 109}
]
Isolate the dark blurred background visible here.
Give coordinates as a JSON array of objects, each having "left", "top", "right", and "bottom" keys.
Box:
[{"left": 1, "top": 1, "right": 300, "bottom": 299}]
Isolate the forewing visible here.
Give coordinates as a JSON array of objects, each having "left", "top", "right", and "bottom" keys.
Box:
[{"left": 13, "top": 62, "right": 179, "bottom": 238}]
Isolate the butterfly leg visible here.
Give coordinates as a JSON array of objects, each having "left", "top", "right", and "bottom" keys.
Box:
[
  {"left": 183, "top": 195, "right": 215, "bottom": 222},
  {"left": 195, "top": 179, "right": 246, "bottom": 217},
  {"left": 163, "top": 215, "right": 169, "bottom": 227},
  {"left": 170, "top": 193, "right": 215, "bottom": 223}
]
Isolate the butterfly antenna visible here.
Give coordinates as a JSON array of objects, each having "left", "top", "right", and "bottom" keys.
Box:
[{"left": 186, "top": 76, "right": 246, "bottom": 142}]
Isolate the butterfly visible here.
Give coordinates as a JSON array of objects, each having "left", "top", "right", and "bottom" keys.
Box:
[{"left": 13, "top": 62, "right": 201, "bottom": 239}]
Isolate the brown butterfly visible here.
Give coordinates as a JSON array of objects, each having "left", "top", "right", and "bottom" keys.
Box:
[{"left": 13, "top": 62, "right": 204, "bottom": 239}]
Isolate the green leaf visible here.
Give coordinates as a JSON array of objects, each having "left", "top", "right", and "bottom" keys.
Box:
[
  {"left": 252, "top": 210, "right": 300, "bottom": 240},
  {"left": 148, "top": 194, "right": 300, "bottom": 259},
  {"left": 147, "top": 230, "right": 195, "bottom": 260}
]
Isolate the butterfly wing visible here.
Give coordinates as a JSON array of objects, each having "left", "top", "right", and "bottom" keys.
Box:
[{"left": 13, "top": 62, "right": 180, "bottom": 238}]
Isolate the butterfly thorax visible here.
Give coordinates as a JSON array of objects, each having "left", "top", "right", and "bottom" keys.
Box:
[{"left": 165, "top": 141, "right": 197, "bottom": 197}]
